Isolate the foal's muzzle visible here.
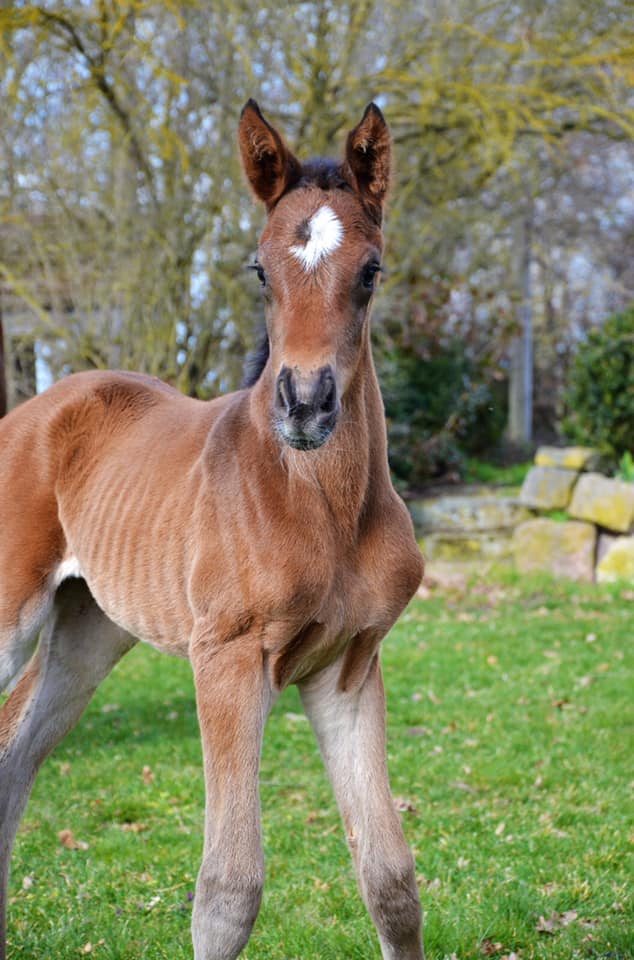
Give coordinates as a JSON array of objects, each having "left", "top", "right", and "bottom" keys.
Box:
[{"left": 274, "top": 365, "right": 338, "bottom": 450}]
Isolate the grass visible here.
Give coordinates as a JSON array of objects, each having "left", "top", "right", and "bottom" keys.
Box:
[
  {"left": 463, "top": 459, "right": 532, "bottom": 488},
  {"left": 5, "top": 572, "right": 633, "bottom": 959}
]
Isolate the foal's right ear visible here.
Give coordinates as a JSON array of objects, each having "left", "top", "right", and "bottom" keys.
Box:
[{"left": 238, "top": 100, "right": 302, "bottom": 209}]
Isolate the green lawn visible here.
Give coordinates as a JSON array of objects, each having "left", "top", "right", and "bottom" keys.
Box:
[{"left": 6, "top": 573, "right": 633, "bottom": 959}]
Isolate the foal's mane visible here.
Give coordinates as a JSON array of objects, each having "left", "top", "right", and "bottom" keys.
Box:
[{"left": 241, "top": 158, "right": 352, "bottom": 390}]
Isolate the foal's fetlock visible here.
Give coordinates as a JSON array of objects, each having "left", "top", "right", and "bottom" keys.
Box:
[
  {"left": 364, "top": 859, "right": 423, "bottom": 960},
  {"left": 192, "top": 873, "right": 263, "bottom": 960}
]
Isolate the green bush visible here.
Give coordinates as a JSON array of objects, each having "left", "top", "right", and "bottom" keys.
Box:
[
  {"left": 379, "top": 341, "right": 506, "bottom": 488},
  {"left": 563, "top": 307, "right": 634, "bottom": 460}
]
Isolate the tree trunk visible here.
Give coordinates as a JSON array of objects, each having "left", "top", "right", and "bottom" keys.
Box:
[
  {"left": 9, "top": 335, "right": 37, "bottom": 407},
  {"left": 507, "top": 207, "right": 534, "bottom": 448}
]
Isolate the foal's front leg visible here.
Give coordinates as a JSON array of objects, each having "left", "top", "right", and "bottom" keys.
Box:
[
  {"left": 190, "top": 635, "right": 274, "bottom": 960},
  {"left": 299, "top": 653, "right": 424, "bottom": 960}
]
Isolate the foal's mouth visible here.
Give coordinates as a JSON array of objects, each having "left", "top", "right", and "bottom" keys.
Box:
[{"left": 274, "top": 412, "right": 337, "bottom": 451}]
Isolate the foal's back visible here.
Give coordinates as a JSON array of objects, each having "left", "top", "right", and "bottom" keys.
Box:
[{"left": 0, "top": 370, "right": 240, "bottom": 670}]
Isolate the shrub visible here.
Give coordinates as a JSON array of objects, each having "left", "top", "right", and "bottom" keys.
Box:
[
  {"left": 563, "top": 307, "right": 634, "bottom": 461},
  {"left": 379, "top": 341, "right": 506, "bottom": 488}
]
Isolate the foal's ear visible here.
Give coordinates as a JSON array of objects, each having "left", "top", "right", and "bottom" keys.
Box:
[
  {"left": 238, "top": 100, "right": 302, "bottom": 209},
  {"left": 344, "top": 103, "right": 391, "bottom": 223}
]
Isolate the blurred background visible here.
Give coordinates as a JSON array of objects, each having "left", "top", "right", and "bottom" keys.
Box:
[{"left": 1, "top": 0, "right": 633, "bottom": 490}]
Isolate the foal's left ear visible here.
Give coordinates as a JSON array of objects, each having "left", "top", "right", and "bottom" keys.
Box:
[
  {"left": 344, "top": 103, "right": 391, "bottom": 224},
  {"left": 239, "top": 99, "right": 302, "bottom": 209}
]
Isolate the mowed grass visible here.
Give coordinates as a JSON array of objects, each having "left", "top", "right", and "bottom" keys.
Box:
[{"left": 5, "top": 572, "right": 633, "bottom": 959}]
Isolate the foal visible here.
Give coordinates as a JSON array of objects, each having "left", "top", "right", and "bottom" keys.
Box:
[{"left": 0, "top": 101, "right": 425, "bottom": 960}]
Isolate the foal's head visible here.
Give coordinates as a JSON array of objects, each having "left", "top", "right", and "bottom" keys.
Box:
[{"left": 239, "top": 100, "right": 391, "bottom": 451}]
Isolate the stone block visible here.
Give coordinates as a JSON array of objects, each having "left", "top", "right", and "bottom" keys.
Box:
[
  {"left": 535, "top": 446, "right": 600, "bottom": 470},
  {"left": 409, "top": 496, "right": 532, "bottom": 535},
  {"left": 597, "top": 532, "right": 619, "bottom": 566},
  {"left": 596, "top": 535, "right": 634, "bottom": 583},
  {"left": 568, "top": 473, "right": 634, "bottom": 533},
  {"left": 513, "top": 518, "right": 596, "bottom": 582},
  {"left": 519, "top": 465, "right": 578, "bottom": 510},
  {"left": 420, "top": 530, "right": 515, "bottom": 564}
]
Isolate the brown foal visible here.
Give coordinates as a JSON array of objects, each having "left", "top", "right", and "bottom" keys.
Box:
[{"left": 0, "top": 101, "right": 425, "bottom": 959}]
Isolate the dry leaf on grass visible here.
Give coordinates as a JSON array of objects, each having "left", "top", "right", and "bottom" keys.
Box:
[
  {"left": 393, "top": 797, "right": 418, "bottom": 814},
  {"left": 536, "top": 909, "right": 578, "bottom": 933},
  {"left": 58, "top": 829, "right": 89, "bottom": 851}
]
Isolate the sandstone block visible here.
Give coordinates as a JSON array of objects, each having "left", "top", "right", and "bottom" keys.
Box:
[
  {"left": 568, "top": 473, "right": 634, "bottom": 533},
  {"left": 420, "top": 530, "right": 515, "bottom": 564},
  {"left": 597, "top": 532, "right": 619, "bottom": 566},
  {"left": 519, "top": 465, "right": 578, "bottom": 510},
  {"left": 596, "top": 535, "right": 634, "bottom": 583},
  {"left": 534, "top": 446, "right": 600, "bottom": 470},
  {"left": 513, "top": 518, "right": 596, "bottom": 582},
  {"left": 409, "top": 496, "right": 531, "bottom": 535}
]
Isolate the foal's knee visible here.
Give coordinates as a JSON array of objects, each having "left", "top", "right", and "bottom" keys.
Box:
[{"left": 191, "top": 869, "right": 263, "bottom": 960}]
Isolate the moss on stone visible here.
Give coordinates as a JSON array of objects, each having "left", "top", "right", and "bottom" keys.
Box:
[
  {"left": 535, "top": 446, "right": 599, "bottom": 470},
  {"left": 596, "top": 536, "right": 634, "bottom": 583},
  {"left": 568, "top": 473, "right": 634, "bottom": 533}
]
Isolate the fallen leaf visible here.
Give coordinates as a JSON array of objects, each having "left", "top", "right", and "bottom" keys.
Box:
[
  {"left": 480, "top": 938, "right": 504, "bottom": 956},
  {"left": 450, "top": 780, "right": 477, "bottom": 794},
  {"left": 142, "top": 765, "right": 154, "bottom": 785},
  {"left": 427, "top": 689, "right": 442, "bottom": 705},
  {"left": 80, "top": 941, "right": 104, "bottom": 954},
  {"left": 120, "top": 822, "right": 147, "bottom": 833},
  {"left": 536, "top": 909, "right": 577, "bottom": 933},
  {"left": 407, "top": 726, "right": 431, "bottom": 737},
  {"left": 416, "top": 874, "right": 440, "bottom": 889},
  {"left": 58, "top": 829, "right": 89, "bottom": 851},
  {"left": 22, "top": 876, "right": 34, "bottom": 890},
  {"left": 394, "top": 797, "right": 418, "bottom": 815}
]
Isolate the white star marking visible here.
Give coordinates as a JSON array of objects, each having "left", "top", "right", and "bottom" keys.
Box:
[{"left": 290, "top": 206, "right": 344, "bottom": 270}]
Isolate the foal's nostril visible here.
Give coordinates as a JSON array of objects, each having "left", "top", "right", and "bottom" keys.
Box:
[
  {"left": 275, "top": 368, "right": 295, "bottom": 415},
  {"left": 316, "top": 371, "right": 337, "bottom": 415}
]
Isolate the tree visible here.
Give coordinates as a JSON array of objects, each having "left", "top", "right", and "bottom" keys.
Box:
[{"left": 0, "top": 0, "right": 633, "bottom": 479}]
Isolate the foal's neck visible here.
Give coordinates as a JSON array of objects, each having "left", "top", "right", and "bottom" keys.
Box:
[{"left": 250, "top": 335, "right": 391, "bottom": 537}]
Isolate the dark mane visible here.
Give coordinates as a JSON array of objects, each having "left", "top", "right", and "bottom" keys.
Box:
[
  {"left": 292, "top": 158, "right": 353, "bottom": 193},
  {"left": 242, "top": 327, "right": 270, "bottom": 388}
]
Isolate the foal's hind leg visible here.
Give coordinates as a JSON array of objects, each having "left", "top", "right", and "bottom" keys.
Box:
[{"left": 0, "top": 579, "right": 135, "bottom": 960}]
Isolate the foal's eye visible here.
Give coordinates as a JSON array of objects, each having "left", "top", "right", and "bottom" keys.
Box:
[
  {"left": 361, "top": 262, "right": 381, "bottom": 291},
  {"left": 249, "top": 262, "right": 267, "bottom": 288}
]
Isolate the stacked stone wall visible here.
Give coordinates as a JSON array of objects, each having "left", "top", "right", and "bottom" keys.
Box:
[
  {"left": 513, "top": 447, "right": 634, "bottom": 583},
  {"left": 408, "top": 446, "right": 634, "bottom": 584}
]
